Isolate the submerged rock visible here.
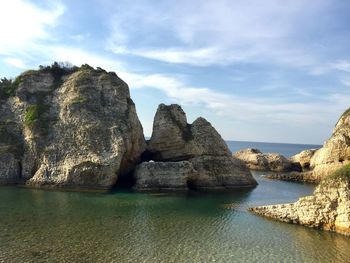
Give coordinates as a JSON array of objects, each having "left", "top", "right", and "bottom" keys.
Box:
[
  {"left": 250, "top": 165, "right": 350, "bottom": 236},
  {"left": 233, "top": 148, "right": 300, "bottom": 172},
  {"left": 136, "top": 104, "right": 257, "bottom": 190}
]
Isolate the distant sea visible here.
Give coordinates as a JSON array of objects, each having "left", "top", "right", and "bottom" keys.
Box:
[{"left": 226, "top": 140, "right": 322, "bottom": 157}]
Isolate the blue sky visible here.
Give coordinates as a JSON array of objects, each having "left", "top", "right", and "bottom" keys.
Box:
[{"left": 1, "top": 0, "right": 350, "bottom": 144}]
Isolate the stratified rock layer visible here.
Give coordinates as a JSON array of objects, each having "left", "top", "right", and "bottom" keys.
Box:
[
  {"left": 189, "top": 156, "right": 255, "bottom": 189},
  {"left": 250, "top": 175, "right": 350, "bottom": 236},
  {"left": 133, "top": 161, "right": 197, "bottom": 190}
]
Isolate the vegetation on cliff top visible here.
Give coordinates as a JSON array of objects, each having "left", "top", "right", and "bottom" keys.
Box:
[
  {"left": 329, "top": 164, "right": 350, "bottom": 180},
  {"left": 0, "top": 62, "right": 83, "bottom": 99},
  {"left": 0, "top": 76, "right": 23, "bottom": 98}
]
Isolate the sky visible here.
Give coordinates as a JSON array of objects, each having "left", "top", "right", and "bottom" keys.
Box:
[{"left": 0, "top": 0, "right": 350, "bottom": 144}]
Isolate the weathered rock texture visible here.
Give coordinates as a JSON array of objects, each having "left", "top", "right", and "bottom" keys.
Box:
[
  {"left": 0, "top": 64, "right": 146, "bottom": 189},
  {"left": 233, "top": 148, "right": 300, "bottom": 172},
  {"left": 307, "top": 108, "right": 350, "bottom": 180},
  {"left": 147, "top": 104, "right": 230, "bottom": 161},
  {"left": 290, "top": 149, "right": 317, "bottom": 170},
  {"left": 273, "top": 108, "right": 350, "bottom": 183},
  {"left": 133, "top": 161, "right": 197, "bottom": 190},
  {"left": 249, "top": 169, "right": 350, "bottom": 236},
  {"left": 189, "top": 156, "right": 254, "bottom": 190},
  {"left": 137, "top": 104, "right": 257, "bottom": 190}
]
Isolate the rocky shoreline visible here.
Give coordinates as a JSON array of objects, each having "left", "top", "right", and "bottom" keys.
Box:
[
  {"left": 249, "top": 165, "right": 350, "bottom": 236},
  {"left": 246, "top": 107, "right": 350, "bottom": 236}
]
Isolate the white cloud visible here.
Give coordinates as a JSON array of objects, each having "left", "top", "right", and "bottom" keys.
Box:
[
  {"left": 0, "top": 0, "right": 64, "bottom": 55},
  {"left": 331, "top": 60, "right": 350, "bottom": 73},
  {"left": 3, "top": 57, "right": 27, "bottom": 69},
  {"left": 341, "top": 77, "right": 350, "bottom": 87}
]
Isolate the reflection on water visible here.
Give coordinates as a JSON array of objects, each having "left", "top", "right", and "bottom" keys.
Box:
[{"left": 0, "top": 172, "right": 350, "bottom": 262}]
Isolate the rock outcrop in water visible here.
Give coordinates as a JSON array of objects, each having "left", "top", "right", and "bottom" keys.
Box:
[
  {"left": 135, "top": 104, "right": 257, "bottom": 190},
  {"left": 233, "top": 148, "right": 300, "bottom": 172},
  {"left": 0, "top": 64, "right": 256, "bottom": 191},
  {"left": 250, "top": 164, "right": 350, "bottom": 236},
  {"left": 268, "top": 108, "right": 350, "bottom": 183},
  {"left": 0, "top": 64, "right": 146, "bottom": 189},
  {"left": 147, "top": 104, "right": 230, "bottom": 161}
]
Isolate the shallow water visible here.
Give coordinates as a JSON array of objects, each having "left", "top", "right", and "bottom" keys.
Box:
[{"left": 1, "top": 172, "right": 349, "bottom": 262}]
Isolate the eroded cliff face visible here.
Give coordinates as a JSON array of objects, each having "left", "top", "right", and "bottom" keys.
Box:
[
  {"left": 249, "top": 165, "right": 350, "bottom": 236},
  {"left": 135, "top": 104, "right": 257, "bottom": 191},
  {"left": 0, "top": 65, "right": 146, "bottom": 189},
  {"left": 276, "top": 108, "right": 350, "bottom": 183},
  {"left": 308, "top": 109, "right": 350, "bottom": 180}
]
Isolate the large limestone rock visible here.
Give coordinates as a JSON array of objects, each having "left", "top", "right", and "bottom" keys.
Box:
[
  {"left": 233, "top": 148, "right": 299, "bottom": 172},
  {"left": 189, "top": 156, "right": 256, "bottom": 189},
  {"left": 137, "top": 104, "right": 257, "bottom": 190},
  {"left": 308, "top": 108, "right": 350, "bottom": 180},
  {"left": 0, "top": 64, "right": 146, "bottom": 189},
  {"left": 147, "top": 104, "right": 230, "bottom": 161},
  {"left": 249, "top": 165, "right": 350, "bottom": 236},
  {"left": 133, "top": 161, "right": 197, "bottom": 190},
  {"left": 290, "top": 149, "right": 317, "bottom": 170}
]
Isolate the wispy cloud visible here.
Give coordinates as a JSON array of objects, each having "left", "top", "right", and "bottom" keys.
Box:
[
  {"left": 107, "top": 0, "right": 331, "bottom": 70},
  {"left": 3, "top": 57, "right": 27, "bottom": 69},
  {"left": 119, "top": 71, "right": 350, "bottom": 126}
]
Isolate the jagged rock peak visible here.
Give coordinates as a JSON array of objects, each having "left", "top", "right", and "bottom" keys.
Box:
[
  {"left": 147, "top": 104, "right": 230, "bottom": 161},
  {"left": 138, "top": 103, "right": 257, "bottom": 190}
]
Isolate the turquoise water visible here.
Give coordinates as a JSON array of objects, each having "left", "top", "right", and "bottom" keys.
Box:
[
  {"left": 1, "top": 173, "right": 349, "bottom": 262},
  {"left": 1, "top": 142, "right": 349, "bottom": 262}
]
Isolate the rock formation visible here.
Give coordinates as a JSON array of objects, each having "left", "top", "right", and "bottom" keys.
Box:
[
  {"left": 307, "top": 108, "right": 350, "bottom": 180},
  {"left": 147, "top": 104, "right": 230, "bottom": 161},
  {"left": 135, "top": 104, "right": 257, "bottom": 191},
  {"left": 290, "top": 149, "right": 317, "bottom": 170},
  {"left": 233, "top": 148, "right": 300, "bottom": 172},
  {"left": 0, "top": 64, "right": 146, "bottom": 189},
  {"left": 269, "top": 108, "right": 350, "bottom": 183},
  {"left": 0, "top": 64, "right": 256, "bottom": 191},
  {"left": 134, "top": 161, "right": 196, "bottom": 190},
  {"left": 249, "top": 164, "right": 350, "bottom": 236}
]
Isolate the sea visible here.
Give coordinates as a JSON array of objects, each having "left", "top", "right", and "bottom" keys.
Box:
[{"left": 1, "top": 141, "right": 350, "bottom": 262}]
